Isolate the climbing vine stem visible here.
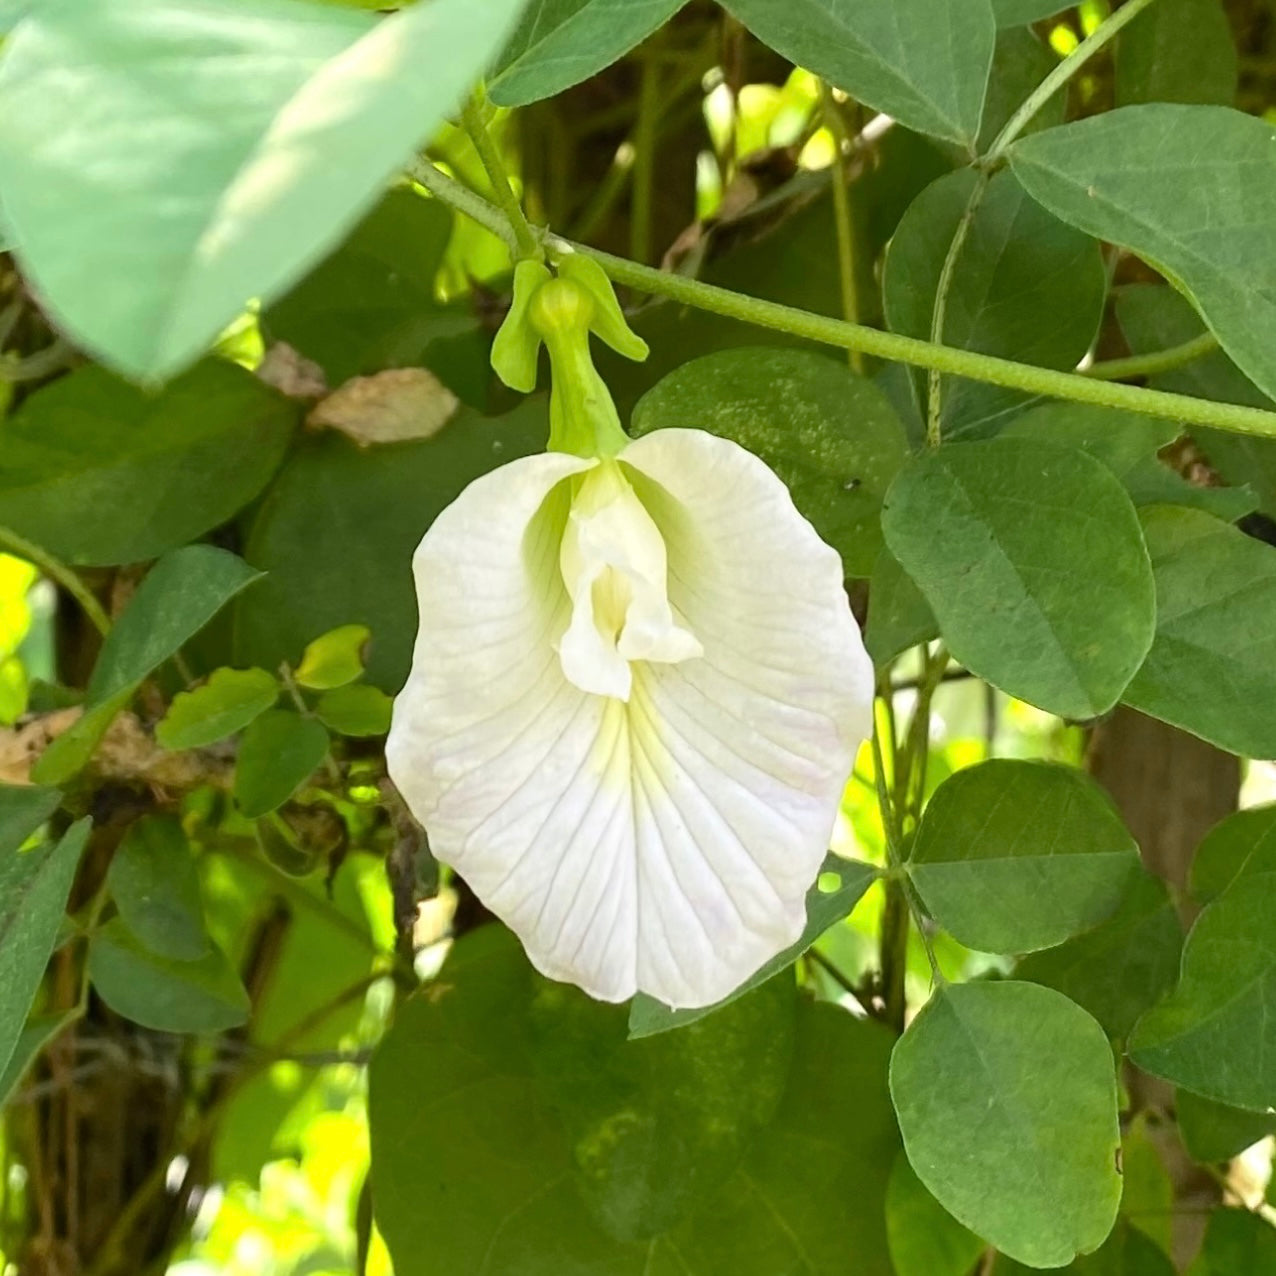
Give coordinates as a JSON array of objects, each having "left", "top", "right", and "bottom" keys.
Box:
[{"left": 408, "top": 158, "right": 1276, "bottom": 441}]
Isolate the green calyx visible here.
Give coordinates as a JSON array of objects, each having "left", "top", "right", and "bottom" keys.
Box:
[{"left": 490, "top": 253, "right": 649, "bottom": 458}]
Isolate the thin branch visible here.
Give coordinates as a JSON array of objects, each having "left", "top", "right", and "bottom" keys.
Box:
[
  {"left": 408, "top": 160, "right": 1276, "bottom": 442},
  {"left": 984, "top": 0, "right": 1163, "bottom": 161},
  {"left": 0, "top": 524, "right": 110, "bottom": 635}
]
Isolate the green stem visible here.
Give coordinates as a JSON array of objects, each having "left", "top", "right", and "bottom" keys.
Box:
[
  {"left": 820, "top": 83, "right": 863, "bottom": 373},
  {"left": 985, "top": 0, "right": 1162, "bottom": 161},
  {"left": 928, "top": 173, "right": 989, "bottom": 446},
  {"left": 630, "top": 57, "right": 660, "bottom": 265},
  {"left": 410, "top": 160, "right": 1276, "bottom": 441},
  {"left": 459, "top": 93, "right": 541, "bottom": 260},
  {"left": 0, "top": 524, "right": 110, "bottom": 636},
  {"left": 1084, "top": 330, "right": 1219, "bottom": 382}
]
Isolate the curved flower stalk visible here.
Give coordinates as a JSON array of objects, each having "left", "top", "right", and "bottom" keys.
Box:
[{"left": 387, "top": 255, "right": 873, "bottom": 1008}]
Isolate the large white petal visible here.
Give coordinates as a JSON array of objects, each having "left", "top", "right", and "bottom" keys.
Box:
[
  {"left": 387, "top": 449, "right": 645, "bottom": 1002},
  {"left": 620, "top": 428, "right": 874, "bottom": 1006},
  {"left": 388, "top": 430, "right": 873, "bottom": 1009}
]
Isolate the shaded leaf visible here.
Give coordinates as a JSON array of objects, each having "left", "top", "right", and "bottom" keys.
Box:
[
  {"left": 864, "top": 549, "right": 938, "bottom": 668},
  {"left": 721, "top": 0, "right": 996, "bottom": 146},
  {"left": 884, "top": 168, "right": 1105, "bottom": 440},
  {"left": 490, "top": 0, "right": 688, "bottom": 107},
  {"left": 908, "top": 759, "right": 1140, "bottom": 954},
  {"left": 1123, "top": 507, "right": 1276, "bottom": 758},
  {"left": 1116, "top": 0, "right": 1237, "bottom": 108},
  {"left": 881, "top": 438, "right": 1155, "bottom": 719},
  {"left": 631, "top": 348, "right": 909, "bottom": 576},
  {"left": 0, "top": 783, "right": 61, "bottom": 855},
  {"left": 886, "top": 1152, "right": 984, "bottom": 1276},
  {"left": 628, "top": 856, "right": 878, "bottom": 1038},
  {"left": 156, "top": 667, "right": 279, "bottom": 751},
  {"left": 1129, "top": 873, "right": 1276, "bottom": 1111},
  {"left": 371, "top": 925, "right": 899, "bottom": 1274},
  {"left": 0, "top": 1010, "right": 78, "bottom": 1108},
  {"left": 890, "top": 981, "right": 1122, "bottom": 1268},
  {"left": 1011, "top": 105, "right": 1276, "bottom": 404},
  {"left": 1187, "top": 1209, "right": 1276, "bottom": 1275},
  {"left": 1002, "top": 403, "right": 1255, "bottom": 522},
  {"left": 993, "top": 0, "right": 1070, "bottom": 23},
  {"left": 236, "top": 401, "right": 548, "bottom": 692},
  {"left": 1015, "top": 868, "right": 1182, "bottom": 1041},
  {"left": 234, "top": 710, "right": 329, "bottom": 818},
  {"left": 1189, "top": 804, "right": 1276, "bottom": 904},
  {"left": 0, "top": 361, "right": 295, "bottom": 566},
  {"left": 88, "top": 916, "right": 249, "bottom": 1033},
  {"left": 1114, "top": 283, "right": 1276, "bottom": 519},
  {"left": 107, "top": 814, "right": 208, "bottom": 961},
  {"left": 0, "top": 818, "right": 89, "bottom": 1079},
  {"left": 262, "top": 186, "right": 454, "bottom": 386},
  {"left": 1176, "top": 1089, "right": 1276, "bottom": 1164}
]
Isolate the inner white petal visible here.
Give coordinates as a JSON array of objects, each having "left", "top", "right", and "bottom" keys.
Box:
[{"left": 557, "top": 460, "right": 702, "bottom": 701}]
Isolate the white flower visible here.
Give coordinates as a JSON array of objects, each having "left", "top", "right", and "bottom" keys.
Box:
[{"left": 387, "top": 428, "right": 873, "bottom": 1008}]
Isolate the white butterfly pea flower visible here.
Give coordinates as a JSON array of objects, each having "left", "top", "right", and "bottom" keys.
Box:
[{"left": 387, "top": 255, "right": 873, "bottom": 1008}]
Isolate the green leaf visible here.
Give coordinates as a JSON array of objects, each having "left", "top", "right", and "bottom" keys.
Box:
[
  {"left": 886, "top": 1152, "right": 984, "bottom": 1276},
  {"left": 1187, "top": 1209, "right": 1276, "bottom": 1275},
  {"left": 992, "top": 0, "right": 1070, "bottom": 23},
  {"left": 890, "top": 981, "right": 1122, "bottom": 1268},
  {"left": 88, "top": 916, "right": 249, "bottom": 1033},
  {"left": 0, "top": 1010, "right": 78, "bottom": 1108},
  {"left": 294, "top": 624, "right": 370, "bottom": 691},
  {"left": 371, "top": 925, "right": 900, "bottom": 1274},
  {"left": 314, "top": 683, "right": 393, "bottom": 737},
  {"left": 864, "top": 549, "right": 938, "bottom": 668},
  {"left": 1010, "top": 105, "right": 1276, "bottom": 404},
  {"left": 1120, "top": 1115, "right": 1172, "bottom": 1258},
  {"left": 881, "top": 438, "right": 1156, "bottom": 719},
  {"left": 0, "top": 361, "right": 295, "bottom": 566},
  {"left": 628, "top": 855, "right": 878, "bottom": 1038},
  {"left": 977, "top": 26, "right": 1066, "bottom": 154},
  {"left": 631, "top": 348, "right": 909, "bottom": 577},
  {"left": 1176, "top": 1089, "right": 1276, "bottom": 1164},
  {"left": 30, "top": 692, "right": 133, "bottom": 788},
  {"left": 995, "top": 1220, "right": 1176, "bottom": 1274},
  {"left": 236, "top": 400, "right": 548, "bottom": 692},
  {"left": 0, "top": 783, "right": 61, "bottom": 855},
  {"left": 720, "top": 0, "right": 996, "bottom": 146},
  {"left": 1189, "top": 804, "right": 1276, "bottom": 904},
  {"left": 34, "top": 546, "right": 262, "bottom": 785},
  {"left": 1116, "top": 0, "right": 1237, "bottom": 108},
  {"left": 1128, "top": 873, "right": 1276, "bottom": 1111},
  {"left": 0, "top": 818, "right": 89, "bottom": 1080},
  {"left": 908, "top": 760, "right": 1140, "bottom": 954},
  {"left": 106, "top": 815, "right": 209, "bottom": 962},
  {"left": 883, "top": 168, "right": 1105, "bottom": 440},
  {"left": 0, "top": 0, "right": 527, "bottom": 380},
  {"left": 1015, "top": 868, "right": 1183, "bottom": 1041},
  {"left": 90, "top": 546, "right": 263, "bottom": 704},
  {"left": 262, "top": 186, "right": 454, "bottom": 386},
  {"left": 1114, "top": 283, "right": 1276, "bottom": 518},
  {"left": 1002, "top": 403, "right": 1256, "bottom": 523},
  {"left": 1122, "top": 507, "right": 1276, "bottom": 758},
  {"left": 234, "top": 710, "right": 329, "bottom": 819},
  {"left": 156, "top": 667, "right": 279, "bottom": 751},
  {"left": 489, "top": 0, "right": 688, "bottom": 107}
]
